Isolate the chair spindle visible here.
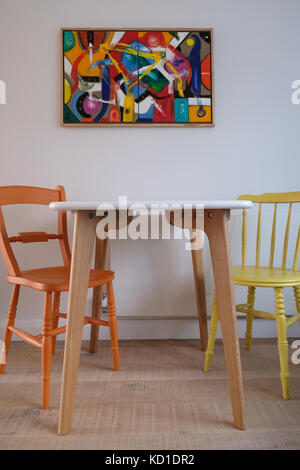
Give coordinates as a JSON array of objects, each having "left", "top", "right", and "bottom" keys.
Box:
[
  {"left": 256, "top": 203, "right": 262, "bottom": 267},
  {"left": 269, "top": 203, "right": 277, "bottom": 268},
  {"left": 282, "top": 203, "right": 292, "bottom": 269},
  {"left": 293, "top": 225, "right": 300, "bottom": 271}
]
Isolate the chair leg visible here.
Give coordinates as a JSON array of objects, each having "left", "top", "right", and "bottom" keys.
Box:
[
  {"left": 274, "top": 287, "right": 290, "bottom": 399},
  {"left": 41, "top": 292, "right": 53, "bottom": 409},
  {"left": 294, "top": 286, "right": 300, "bottom": 317},
  {"left": 107, "top": 281, "right": 119, "bottom": 371},
  {"left": 0, "top": 285, "right": 20, "bottom": 373},
  {"left": 204, "top": 292, "right": 219, "bottom": 372},
  {"left": 245, "top": 286, "right": 256, "bottom": 350},
  {"left": 90, "top": 238, "right": 108, "bottom": 353},
  {"left": 52, "top": 292, "right": 60, "bottom": 354}
]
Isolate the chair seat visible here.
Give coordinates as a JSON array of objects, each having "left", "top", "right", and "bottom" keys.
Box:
[
  {"left": 7, "top": 266, "right": 114, "bottom": 292},
  {"left": 233, "top": 265, "right": 300, "bottom": 287}
]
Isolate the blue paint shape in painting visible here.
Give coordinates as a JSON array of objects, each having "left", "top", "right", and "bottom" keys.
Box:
[
  {"left": 137, "top": 103, "right": 154, "bottom": 122},
  {"left": 72, "top": 92, "right": 85, "bottom": 120},
  {"left": 188, "top": 35, "right": 202, "bottom": 96},
  {"left": 122, "top": 41, "right": 154, "bottom": 73},
  {"left": 174, "top": 98, "right": 189, "bottom": 122},
  {"left": 94, "top": 64, "right": 110, "bottom": 122}
]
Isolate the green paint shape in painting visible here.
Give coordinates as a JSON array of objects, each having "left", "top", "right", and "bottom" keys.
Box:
[
  {"left": 64, "top": 105, "right": 79, "bottom": 123},
  {"left": 169, "top": 32, "right": 180, "bottom": 40},
  {"left": 137, "top": 55, "right": 150, "bottom": 69},
  {"left": 140, "top": 69, "right": 168, "bottom": 93},
  {"left": 78, "top": 75, "right": 95, "bottom": 92},
  {"left": 64, "top": 31, "right": 75, "bottom": 52},
  {"left": 174, "top": 98, "right": 189, "bottom": 122}
]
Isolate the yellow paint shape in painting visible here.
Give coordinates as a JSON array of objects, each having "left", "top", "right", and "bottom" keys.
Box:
[
  {"left": 189, "top": 105, "right": 211, "bottom": 123},
  {"left": 64, "top": 79, "right": 71, "bottom": 104},
  {"left": 186, "top": 37, "right": 195, "bottom": 47},
  {"left": 107, "top": 51, "right": 129, "bottom": 84},
  {"left": 166, "top": 61, "right": 184, "bottom": 97},
  {"left": 123, "top": 94, "right": 135, "bottom": 122},
  {"left": 105, "top": 31, "right": 114, "bottom": 45}
]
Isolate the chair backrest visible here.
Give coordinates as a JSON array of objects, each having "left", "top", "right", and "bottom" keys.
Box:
[
  {"left": 238, "top": 192, "right": 300, "bottom": 270},
  {"left": 0, "top": 186, "right": 71, "bottom": 276}
]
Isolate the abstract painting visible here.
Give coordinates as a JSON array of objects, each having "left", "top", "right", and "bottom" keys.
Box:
[{"left": 62, "top": 29, "right": 214, "bottom": 126}]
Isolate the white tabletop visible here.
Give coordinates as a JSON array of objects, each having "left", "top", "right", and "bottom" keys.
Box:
[{"left": 49, "top": 200, "right": 252, "bottom": 211}]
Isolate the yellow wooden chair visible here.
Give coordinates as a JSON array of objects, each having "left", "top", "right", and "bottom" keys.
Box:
[{"left": 204, "top": 192, "right": 300, "bottom": 399}]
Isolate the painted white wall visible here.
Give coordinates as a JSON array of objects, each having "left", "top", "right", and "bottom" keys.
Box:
[{"left": 0, "top": 0, "right": 299, "bottom": 341}]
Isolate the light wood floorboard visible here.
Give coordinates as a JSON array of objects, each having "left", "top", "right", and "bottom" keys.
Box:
[{"left": 0, "top": 339, "right": 300, "bottom": 450}]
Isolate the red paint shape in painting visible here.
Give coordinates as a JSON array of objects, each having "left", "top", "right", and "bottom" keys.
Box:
[
  {"left": 109, "top": 105, "right": 120, "bottom": 122},
  {"left": 79, "top": 31, "right": 106, "bottom": 49},
  {"left": 108, "top": 31, "right": 138, "bottom": 80},
  {"left": 201, "top": 54, "right": 211, "bottom": 90},
  {"left": 139, "top": 32, "right": 165, "bottom": 48},
  {"left": 71, "top": 50, "right": 87, "bottom": 93},
  {"left": 153, "top": 95, "right": 174, "bottom": 122}
]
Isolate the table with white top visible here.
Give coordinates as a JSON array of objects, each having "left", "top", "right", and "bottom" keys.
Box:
[{"left": 50, "top": 200, "right": 252, "bottom": 435}]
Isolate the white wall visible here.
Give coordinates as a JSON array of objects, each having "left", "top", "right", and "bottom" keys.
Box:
[{"left": 0, "top": 0, "right": 299, "bottom": 340}]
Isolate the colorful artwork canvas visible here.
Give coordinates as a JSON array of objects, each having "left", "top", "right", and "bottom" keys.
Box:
[{"left": 62, "top": 29, "right": 214, "bottom": 126}]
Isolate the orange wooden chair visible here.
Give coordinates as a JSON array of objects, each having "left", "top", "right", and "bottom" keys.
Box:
[{"left": 0, "top": 185, "right": 119, "bottom": 409}]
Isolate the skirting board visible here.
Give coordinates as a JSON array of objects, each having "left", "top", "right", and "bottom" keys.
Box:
[{"left": 1, "top": 317, "right": 299, "bottom": 341}]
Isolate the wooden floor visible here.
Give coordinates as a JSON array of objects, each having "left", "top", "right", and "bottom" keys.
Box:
[{"left": 0, "top": 338, "right": 300, "bottom": 450}]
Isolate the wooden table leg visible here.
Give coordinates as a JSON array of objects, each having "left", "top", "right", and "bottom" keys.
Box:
[
  {"left": 191, "top": 247, "right": 208, "bottom": 351},
  {"left": 204, "top": 209, "right": 246, "bottom": 430},
  {"left": 58, "top": 210, "right": 96, "bottom": 435},
  {"left": 90, "top": 238, "right": 108, "bottom": 353}
]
